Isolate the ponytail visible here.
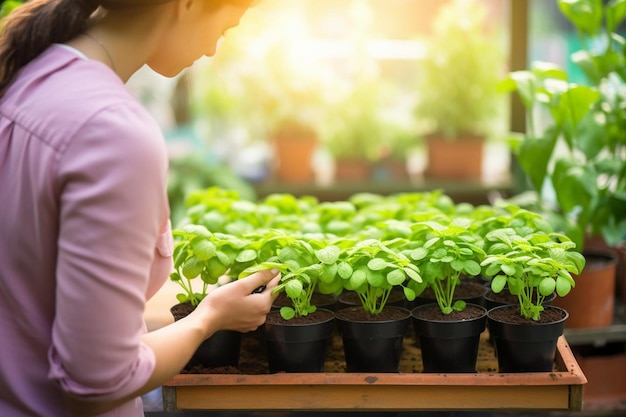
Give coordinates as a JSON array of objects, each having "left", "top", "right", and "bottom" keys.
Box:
[{"left": 0, "top": 0, "right": 97, "bottom": 96}]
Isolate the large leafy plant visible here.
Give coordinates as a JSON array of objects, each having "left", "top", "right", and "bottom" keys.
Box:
[{"left": 499, "top": 0, "right": 626, "bottom": 250}]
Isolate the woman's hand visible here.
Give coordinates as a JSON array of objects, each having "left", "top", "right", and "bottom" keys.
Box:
[{"left": 193, "top": 269, "right": 281, "bottom": 335}]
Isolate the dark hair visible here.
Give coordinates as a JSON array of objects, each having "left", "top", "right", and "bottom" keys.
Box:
[{"left": 0, "top": 0, "right": 98, "bottom": 96}]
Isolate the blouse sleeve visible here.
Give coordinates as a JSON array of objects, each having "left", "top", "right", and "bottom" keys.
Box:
[{"left": 47, "top": 101, "right": 169, "bottom": 401}]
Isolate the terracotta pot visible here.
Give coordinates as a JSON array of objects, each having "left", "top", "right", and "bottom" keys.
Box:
[
  {"left": 572, "top": 344, "right": 626, "bottom": 403},
  {"left": 262, "top": 308, "right": 335, "bottom": 373},
  {"left": 335, "top": 306, "right": 410, "bottom": 372},
  {"left": 272, "top": 126, "right": 318, "bottom": 183},
  {"left": 333, "top": 158, "right": 372, "bottom": 182},
  {"left": 552, "top": 249, "right": 618, "bottom": 329},
  {"left": 412, "top": 303, "right": 487, "bottom": 373},
  {"left": 425, "top": 133, "right": 484, "bottom": 180},
  {"left": 488, "top": 305, "right": 568, "bottom": 373}
]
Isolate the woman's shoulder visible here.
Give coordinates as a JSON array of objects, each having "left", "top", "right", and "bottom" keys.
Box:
[{"left": 2, "top": 45, "right": 160, "bottom": 152}]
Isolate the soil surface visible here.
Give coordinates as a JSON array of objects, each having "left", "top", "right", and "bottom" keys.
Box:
[
  {"left": 488, "top": 304, "right": 566, "bottom": 324},
  {"left": 413, "top": 303, "right": 485, "bottom": 321},
  {"left": 265, "top": 308, "right": 335, "bottom": 325}
]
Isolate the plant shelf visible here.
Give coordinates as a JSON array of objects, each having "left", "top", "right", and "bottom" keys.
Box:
[{"left": 162, "top": 331, "right": 587, "bottom": 412}]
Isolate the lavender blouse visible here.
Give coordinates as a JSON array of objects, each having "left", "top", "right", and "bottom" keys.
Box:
[{"left": 0, "top": 45, "right": 172, "bottom": 416}]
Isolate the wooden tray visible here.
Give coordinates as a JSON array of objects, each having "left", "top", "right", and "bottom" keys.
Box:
[{"left": 162, "top": 330, "right": 587, "bottom": 412}]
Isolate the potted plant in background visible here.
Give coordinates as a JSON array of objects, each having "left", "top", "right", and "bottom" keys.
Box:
[
  {"left": 481, "top": 208, "right": 586, "bottom": 372},
  {"left": 406, "top": 212, "right": 488, "bottom": 373},
  {"left": 414, "top": 0, "right": 507, "bottom": 180},
  {"left": 237, "top": 42, "right": 339, "bottom": 185},
  {"left": 499, "top": 0, "right": 626, "bottom": 328},
  {"left": 322, "top": 77, "right": 397, "bottom": 183}
]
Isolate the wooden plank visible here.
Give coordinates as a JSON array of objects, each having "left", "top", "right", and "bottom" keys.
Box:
[
  {"left": 174, "top": 384, "right": 570, "bottom": 411},
  {"left": 163, "top": 337, "right": 587, "bottom": 411}
]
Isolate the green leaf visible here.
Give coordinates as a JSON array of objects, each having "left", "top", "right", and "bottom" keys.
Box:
[
  {"left": 191, "top": 238, "right": 216, "bottom": 261},
  {"left": 518, "top": 130, "right": 558, "bottom": 194},
  {"left": 607, "top": 0, "right": 626, "bottom": 33},
  {"left": 235, "top": 248, "right": 258, "bottom": 263},
  {"left": 387, "top": 269, "right": 406, "bottom": 286},
  {"left": 367, "top": 271, "right": 386, "bottom": 287},
  {"left": 176, "top": 293, "right": 190, "bottom": 304},
  {"left": 182, "top": 257, "right": 204, "bottom": 279},
  {"left": 501, "top": 264, "right": 517, "bottom": 276},
  {"left": 463, "top": 260, "right": 482, "bottom": 276},
  {"left": 316, "top": 245, "right": 340, "bottom": 264},
  {"left": 404, "top": 266, "right": 422, "bottom": 282},
  {"left": 491, "top": 275, "right": 507, "bottom": 293},
  {"left": 337, "top": 262, "right": 353, "bottom": 279},
  {"left": 207, "top": 257, "right": 228, "bottom": 279},
  {"left": 280, "top": 306, "right": 296, "bottom": 320},
  {"left": 403, "top": 286, "right": 416, "bottom": 302},
  {"left": 552, "top": 158, "right": 596, "bottom": 215},
  {"left": 367, "top": 258, "right": 389, "bottom": 271},
  {"left": 538, "top": 278, "right": 556, "bottom": 296},
  {"left": 285, "top": 279, "right": 304, "bottom": 298},
  {"left": 452, "top": 300, "right": 467, "bottom": 312},
  {"left": 409, "top": 247, "right": 428, "bottom": 261},
  {"left": 181, "top": 224, "right": 212, "bottom": 238},
  {"left": 319, "top": 263, "right": 338, "bottom": 284},
  {"left": 556, "top": 275, "right": 573, "bottom": 297},
  {"left": 349, "top": 268, "right": 368, "bottom": 288},
  {"left": 558, "top": 0, "right": 604, "bottom": 36}
]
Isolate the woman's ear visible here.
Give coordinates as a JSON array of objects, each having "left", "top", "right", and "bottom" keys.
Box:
[{"left": 176, "top": 0, "right": 195, "bottom": 20}]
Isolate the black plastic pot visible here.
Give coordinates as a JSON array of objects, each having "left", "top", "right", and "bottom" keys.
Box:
[
  {"left": 411, "top": 303, "right": 487, "bottom": 373},
  {"left": 263, "top": 308, "right": 335, "bottom": 373},
  {"left": 188, "top": 330, "right": 242, "bottom": 369},
  {"left": 487, "top": 304, "right": 568, "bottom": 373},
  {"left": 335, "top": 306, "right": 411, "bottom": 373},
  {"left": 170, "top": 302, "right": 242, "bottom": 370},
  {"left": 483, "top": 289, "right": 556, "bottom": 346}
]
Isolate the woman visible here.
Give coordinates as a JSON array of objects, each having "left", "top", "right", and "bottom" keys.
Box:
[{"left": 0, "top": 1, "right": 280, "bottom": 416}]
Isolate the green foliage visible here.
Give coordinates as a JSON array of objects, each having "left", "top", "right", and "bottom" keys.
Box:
[
  {"left": 171, "top": 225, "right": 248, "bottom": 306},
  {"left": 167, "top": 158, "right": 256, "bottom": 228},
  {"left": 170, "top": 187, "right": 583, "bottom": 322},
  {"left": 480, "top": 207, "right": 586, "bottom": 321},
  {"left": 499, "top": 0, "right": 626, "bottom": 250},
  {"left": 405, "top": 213, "right": 486, "bottom": 314},
  {"left": 335, "top": 237, "right": 421, "bottom": 315},
  {"left": 0, "top": 0, "right": 23, "bottom": 19}
]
